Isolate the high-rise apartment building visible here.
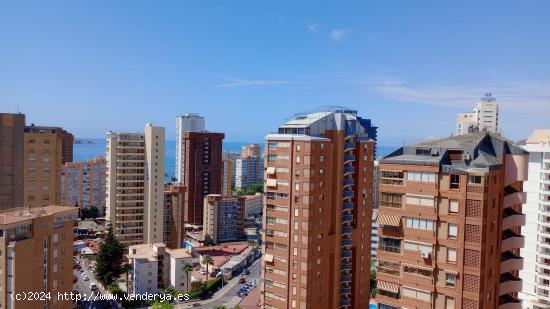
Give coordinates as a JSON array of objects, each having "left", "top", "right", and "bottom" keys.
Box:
[
  {"left": 106, "top": 124, "right": 165, "bottom": 246},
  {"left": 520, "top": 130, "right": 550, "bottom": 308},
  {"left": 61, "top": 130, "right": 74, "bottom": 164},
  {"left": 0, "top": 113, "right": 25, "bottom": 211},
  {"left": 236, "top": 155, "right": 264, "bottom": 190},
  {"left": 223, "top": 151, "right": 239, "bottom": 195},
  {"left": 61, "top": 156, "right": 107, "bottom": 213},
  {"left": 23, "top": 125, "right": 69, "bottom": 208},
  {"left": 376, "top": 132, "right": 527, "bottom": 309},
  {"left": 181, "top": 131, "right": 224, "bottom": 225},
  {"left": 163, "top": 184, "right": 186, "bottom": 249},
  {"left": 262, "top": 108, "right": 376, "bottom": 309},
  {"left": 456, "top": 93, "right": 500, "bottom": 136},
  {"left": 0, "top": 206, "right": 78, "bottom": 309},
  {"left": 175, "top": 113, "right": 205, "bottom": 183},
  {"left": 242, "top": 143, "right": 262, "bottom": 157},
  {"left": 203, "top": 194, "right": 245, "bottom": 244},
  {"left": 222, "top": 159, "right": 234, "bottom": 196},
  {"left": 371, "top": 160, "right": 381, "bottom": 266}
]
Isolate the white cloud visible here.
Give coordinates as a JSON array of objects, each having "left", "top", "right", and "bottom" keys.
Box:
[
  {"left": 329, "top": 28, "right": 353, "bottom": 41},
  {"left": 308, "top": 24, "right": 319, "bottom": 32},
  {"left": 217, "top": 77, "right": 295, "bottom": 88},
  {"left": 351, "top": 75, "right": 550, "bottom": 111}
]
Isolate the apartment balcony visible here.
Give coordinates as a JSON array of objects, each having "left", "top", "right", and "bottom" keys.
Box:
[
  {"left": 342, "top": 226, "right": 353, "bottom": 234},
  {"left": 499, "top": 273, "right": 522, "bottom": 295},
  {"left": 499, "top": 294, "right": 521, "bottom": 309},
  {"left": 342, "top": 214, "right": 353, "bottom": 223},
  {"left": 341, "top": 263, "right": 352, "bottom": 271},
  {"left": 341, "top": 274, "right": 352, "bottom": 282},
  {"left": 343, "top": 190, "right": 354, "bottom": 199},
  {"left": 341, "top": 250, "right": 352, "bottom": 259},
  {"left": 501, "top": 229, "right": 524, "bottom": 252},
  {"left": 502, "top": 208, "right": 526, "bottom": 230},
  {"left": 500, "top": 251, "right": 523, "bottom": 273},
  {"left": 341, "top": 238, "right": 353, "bottom": 247},
  {"left": 344, "top": 155, "right": 355, "bottom": 164},
  {"left": 340, "top": 287, "right": 352, "bottom": 295},
  {"left": 343, "top": 166, "right": 355, "bottom": 176},
  {"left": 503, "top": 192, "right": 527, "bottom": 209},
  {"left": 343, "top": 178, "right": 354, "bottom": 187},
  {"left": 342, "top": 202, "right": 353, "bottom": 211},
  {"left": 344, "top": 143, "right": 356, "bottom": 151},
  {"left": 340, "top": 297, "right": 351, "bottom": 307}
]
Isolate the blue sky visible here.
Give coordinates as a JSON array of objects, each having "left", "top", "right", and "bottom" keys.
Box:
[{"left": 1, "top": 1, "right": 549, "bottom": 146}]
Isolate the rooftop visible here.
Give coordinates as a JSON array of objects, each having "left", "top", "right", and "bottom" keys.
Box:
[
  {"left": 382, "top": 132, "right": 527, "bottom": 172},
  {"left": 525, "top": 129, "right": 550, "bottom": 145},
  {"left": 0, "top": 205, "right": 78, "bottom": 225}
]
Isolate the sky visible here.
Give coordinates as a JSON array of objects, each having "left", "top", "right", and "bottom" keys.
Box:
[{"left": 1, "top": 1, "right": 549, "bottom": 146}]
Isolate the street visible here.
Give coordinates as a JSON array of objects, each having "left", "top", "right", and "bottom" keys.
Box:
[{"left": 178, "top": 258, "right": 261, "bottom": 308}]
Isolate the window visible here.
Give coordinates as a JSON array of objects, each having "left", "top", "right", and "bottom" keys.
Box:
[
  {"left": 407, "top": 171, "right": 436, "bottom": 183},
  {"left": 446, "top": 273, "right": 457, "bottom": 287},
  {"left": 448, "top": 224, "right": 458, "bottom": 239},
  {"left": 447, "top": 247, "right": 457, "bottom": 263},
  {"left": 296, "top": 144, "right": 301, "bottom": 152},
  {"left": 449, "top": 200, "right": 459, "bottom": 213},
  {"left": 403, "top": 264, "right": 433, "bottom": 277},
  {"left": 406, "top": 194, "right": 434, "bottom": 207},
  {"left": 379, "top": 237, "right": 401, "bottom": 253},
  {"left": 378, "top": 259, "right": 400, "bottom": 276},
  {"left": 404, "top": 217, "right": 434, "bottom": 231},
  {"left": 402, "top": 286, "right": 431, "bottom": 302},
  {"left": 468, "top": 175, "right": 483, "bottom": 184},
  {"left": 380, "top": 193, "right": 402, "bottom": 208},
  {"left": 446, "top": 297, "right": 455, "bottom": 309},
  {"left": 381, "top": 170, "right": 403, "bottom": 185},
  {"left": 403, "top": 241, "right": 432, "bottom": 253},
  {"left": 450, "top": 174, "right": 460, "bottom": 189}
]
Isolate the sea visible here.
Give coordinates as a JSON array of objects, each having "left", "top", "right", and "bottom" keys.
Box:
[{"left": 74, "top": 138, "right": 397, "bottom": 179}]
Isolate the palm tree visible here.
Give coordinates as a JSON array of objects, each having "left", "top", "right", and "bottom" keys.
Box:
[
  {"left": 121, "top": 263, "right": 133, "bottom": 294},
  {"left": 182, "top": 263, "right": 194, "bottom": 293},
  {"left": 202, "top": 255, "right": 214, "bottom": 282}
]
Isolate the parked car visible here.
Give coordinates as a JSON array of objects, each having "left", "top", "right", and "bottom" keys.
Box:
[{"left": 244, "top": 269, "right": 250, "bottom": 275}]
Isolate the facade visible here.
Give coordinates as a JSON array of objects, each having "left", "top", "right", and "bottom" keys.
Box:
[
  {"left": 223, "top": 151, "right": 240, "bottom": 195},
  {"left": 0, "top": 113, "right": 25, "bottom": 211},
  {"left": 456, "top": 93, "right": 500, "bottom": 136},
  {"left": 520, "top": 130, "right": 550, "bottom": 309},
  {"left": 376, "top": 132, "right": 527, "bottom": 309},
  {"left": 242, "top": 143, "right": 262, "bottom": 157},
  {"left": 0, "top": 206, "right": 78, "bottom": 309},
  {"left": 61, "top": 130, "right": 74, "bottom": 164},
  {"left": 163, "top": 184, "right": 186, "bottom": 249},
  {"left": 105, "top": 124, "right": 165, "bottom": 246},
  {"left": 175, "top": 113, "right": 205, "bottom": 183},
  {"left": 262, "top": 109, "right": 376, "bottom": 309},
  {"left": 203, "top": 194, "right": 245, "bottom": 244},
  {"left": 23, "top": 125, "right": 67, "bottom": 208},
  {"left": 128, "top": 243, "right": 193, "bottom": 294},
  {"left": 181, "top": 131, "right": 224, "bottom": 225},
  {"left": 243, "top": 193, "right": 263, "bottom": 218},
  {"left": 236, "top": 155, "right": 264, "bottom": 191},
  {"left": 371, "top": 161, "right": 380, "bottom": 265},
  {"left": 61, "top": 156, "right": 107, "bottom": 213},
  {"left": 222, "top": 159, "right": 234, "bottom": 196}
]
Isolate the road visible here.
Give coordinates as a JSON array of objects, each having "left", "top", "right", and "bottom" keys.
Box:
[
  {"left": 74, "top": 255, "right": 111, "bottom": 309},
  {"left": 179, "top": 259, "right": 261, "bottom": 308}
]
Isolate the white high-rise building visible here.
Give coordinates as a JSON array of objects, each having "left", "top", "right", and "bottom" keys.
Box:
[
  {"left": 175, "top": 113, "right": 205, "bottom": 182},
  {"left": 455, "top": 93, "right": 499, "bottom": 135},
  {"left": 106, "top": 124, "right": 165, "bottom": 246},
  {"left": 520, "top": 129, "right": 550, "bottom": 309}
]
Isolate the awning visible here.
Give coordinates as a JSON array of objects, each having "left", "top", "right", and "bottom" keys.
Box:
[
  {"left": 402, "top": 263, "right": 433, "bottom": 271},
  {"left": 264, "top": 254, "right": 274, "bottom": 263},
  {"left": 444, "top": 269, "right": 458, "bottom": 275},
  {"left": 377, "top": 280, "right": 400, "bottom": 293},
  {"left": 266, "top": 167, "right": 276, "bottom": 175},
  {"left": 266, "top": 179, "right": 277, "bottom": 187},
  {"left": 377, "top": 213, "right": 402, "bottom": 227}
]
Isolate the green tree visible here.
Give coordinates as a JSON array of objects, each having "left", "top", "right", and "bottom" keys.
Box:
[
  {"left": 202, "top": 255, "right": 214, "bottom": 282},
  {"left": 94, "top": 226, "right": 124, "bottom": 286},
  {"left": 121, "top": 263, "right": 133, "bottom": 293},
  {"left": 245, "top": 183, "right": 263, "bottom": 195},
  {"left": 190, "top": 280, "right": 203, "bottom": 293},
  {"left": 152, "top": 302, "right": 174, "bottom": 309},
  {"left": 213, "top": 306, "right": 227, "bottom": 309},
  {"left": 182, "top": 263, "right": 194, "bottom": 293}
]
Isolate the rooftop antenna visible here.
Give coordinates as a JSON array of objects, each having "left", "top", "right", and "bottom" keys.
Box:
[{"left": 16, "top": 105, "right": 20, "bottom": 113}]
